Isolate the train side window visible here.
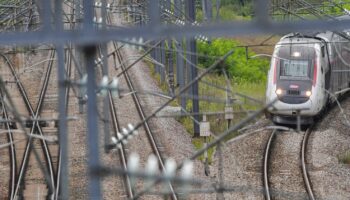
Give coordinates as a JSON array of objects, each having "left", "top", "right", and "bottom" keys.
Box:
[{"left": 321, "top": 46, "right": 325, "bottom": 57}]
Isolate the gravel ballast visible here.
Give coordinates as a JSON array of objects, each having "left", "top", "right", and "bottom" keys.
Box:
[
  {"left": 209, "top": 96, "right": 350, "bottom": 199},
  {"left": 308, "top": 98, "right": 350, "bottom": 200}
]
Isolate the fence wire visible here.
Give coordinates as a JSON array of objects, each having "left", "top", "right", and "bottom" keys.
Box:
[{"left": 0, "top": 0, "right": 349, "bottom": 199}]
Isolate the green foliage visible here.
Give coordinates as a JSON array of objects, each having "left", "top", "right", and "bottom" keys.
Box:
[
  {"left": 148, "top": 57, "right": 266, "bottom": 163},
  {"left": 176, "top": 74, "right": 265, "bottom": 163},
  {"left": 338, "top": 150, "right": 350, "bottom": 164},
  {"left": 198, "top": 74, "right": 265, "bottom": 133},
  {"left": 217, "top": 0, "right": 252, "bottom": 6},
  {"left": 198, "top": 38, "right": 270, "bottom": 83},
  {"left": 323, "top": 0, "right": 350, "bottom": 15},
  {"left": 148, "top": 37, "right": 268, "bottom": 164},
  {"left": 197, "top": 0, "right": 253, "bottom": 21},
  {"left": 197, "top": 6, "right": 250, "bottom": 22},
  {"left": 217, "top": 0, "right": 253, "bottom": 18},
  {"left": 215, "top": 5, "right": 251, "bottom": 20}
]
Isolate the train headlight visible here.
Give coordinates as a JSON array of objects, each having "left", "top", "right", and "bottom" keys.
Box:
[
  {"left": 306, "top": 91, "right": 312, "bottom": 97},
  {"left": 292, "top": 51, "right": 301, "bottom": 57},
  {"left": 275, "top": 88, "right": 283, "bottom": 95}
]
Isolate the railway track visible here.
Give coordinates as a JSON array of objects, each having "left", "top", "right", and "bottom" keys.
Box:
[
  {"left": 263, "top": 129, "right": 277, "bottom": 200},
  {"left": 93, "top": 4, "right": 134, "bottom": 198},
  {"left": 1, "top": 51, "right": 58, "bottom": 199},
  {"left": 54, "top": 44, "right": 73, "bottom": 200},
  {"left": 301, "top": 126, "right": 315, "bottom": 200},
  {"left": 106, "top": 8, "right": 178, "bottom": 199},
  {"left": 55, "top": 2, "right": 80, "bottom": 198},
  {"left": 0, "top": 92, "right": 16, "bottom": 199},
  {"left": 108, "top": 86, "right": 134, "bottom": 198},
  {"left": 95, "top": 43, "right": 134, "bottom": 198},
  {"left": 95, "top": 51, "right": 135, "bottom": 198},
  {"left": 263, "top": 127, "right": 315, "bottom": 200}
]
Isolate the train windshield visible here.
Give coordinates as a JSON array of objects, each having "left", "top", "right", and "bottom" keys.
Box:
[
  {"left": 277, "top": 45, "right": 315, "bottom": 80},
  {"left": 281, "top": 60, "right": 309, "bottom": 77}
]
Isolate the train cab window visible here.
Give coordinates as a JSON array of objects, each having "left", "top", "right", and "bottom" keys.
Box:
[
  {"left": 277, "top": 45, "right": 315, "bottom": 81},
  {"left": 280, "top": 60, "right": 309, "bottom": 78}
]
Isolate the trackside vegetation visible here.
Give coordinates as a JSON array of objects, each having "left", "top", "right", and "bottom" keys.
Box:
[
  {"left": 149, "top": 38, "right": 269, "bottom": 163},
  {"left": 338, "top": 150, "right": 350, "bottom": 165},
  {"left": 150, "top": 1, "right": 273, "bottom": 162},
  {"left": 197, "top": 38, "right": 270, "bottom": 83}
]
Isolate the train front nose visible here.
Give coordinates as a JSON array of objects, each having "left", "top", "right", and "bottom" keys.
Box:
[
  {"left": 275, "top": 83, "right": 312, "bottom": 105},
  {"left": 267, "top": 44, "right": 318, "bottom": 116},
  {"left": 271, "top": 81, "right": 315, "bottom": 113}
]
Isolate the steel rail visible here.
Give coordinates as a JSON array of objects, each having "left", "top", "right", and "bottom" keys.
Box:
[
  {"left": 15, "top": 50, "right": 56, "bottom": 198},
  {"left": 94, "top": 24, "right": 134, "bottom": 198},
  {"left": 55, "top": 1, "right": 78, "bottom": 196},
  {"left": 0, "top": 95, "right": 16, "bottom": 200},
  {"left": 1, "top": 51, "right": 56, "bottom": 198},
  {"left": 95, "top": 41, "right": 134, "bottom": 198},
  {"left": 94, "top": 3, "right": 134, "bottom": 196},
  {"left": 55, "top": 44, "right": 74, "bottom": 199},
  {"left": 263, "top": 126, "right": 316, "bottom": 200},
  {"left": 106, "top": 10, "right": 178, "bottom": 200},
  {"left": 0, "top": 51, "right": 53, "bottom": 199},
  {"left": 301, "top": 126, "right": 315, "bottom": 200},
  {"left": 114, "top": 43, "right": 178, "bottom": 199},
  {"left": 114, "top": 43, "right": 178, "bottom": 200},
  {"left": 263, "top": 129, "right": 277, "bottom": 200},
  {"left": 108, "top": 91, "right": 134, "bottom": 198}
]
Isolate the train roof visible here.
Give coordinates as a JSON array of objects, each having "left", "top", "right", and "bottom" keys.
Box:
[
  {"left": 277, "top": 14, "right": 350, "bottom": 46},
  {"left": 280, "top": 32, "right": 323, "bottom": 43},
  {"left": 336, "top": 14, "right": 350, "bottom": 21},
  {"left": 281, "top": 29, "right": 350, "bottom": 44},
  {"left": 282, "top": 32, "right": 323, "bottom": 39}
]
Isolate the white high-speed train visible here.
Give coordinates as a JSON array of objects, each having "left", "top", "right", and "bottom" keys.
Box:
[{"left": 265, "top": 28, "right": 350, "bottom": 124}]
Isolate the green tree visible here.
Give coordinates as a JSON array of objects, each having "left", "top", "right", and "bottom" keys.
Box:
[{"left": 198, "top": 38, "right": 269, "bottom": 83}]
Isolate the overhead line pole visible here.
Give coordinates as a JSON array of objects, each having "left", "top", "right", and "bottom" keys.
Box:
[
  {"left": 173, "top": 0, "right": 186, "bottom": 110},
  {"left": 83, "top": 0, "right": 101, "bottom": 198},
  {"left": 185, "top": 0, "right": 200, "bottom": 137},
  {"left": 148, "top": 0, "right": 161, "bottom": 78},
  {"left": 160, "top": 40, "right": 166, "bottom": 83},
  {"left": 159, "top": 1, "right": 166, "bottom": 83},
  {"left": 202, "top": 0, "right": 212, "bottom": 22},
  {"left": 164, "top": 0, "right": 174, "bottom": 95}
]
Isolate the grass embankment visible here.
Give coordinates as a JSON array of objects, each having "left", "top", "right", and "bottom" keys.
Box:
[
  {"left": 197, "top": 0, "right": 253, "bottom": 21},
  {"left": 150, "top": 67, "right": 266, "bottom": 162},
  {"left": 178, "top": 75, "right": 265, "bottom": 162}
]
